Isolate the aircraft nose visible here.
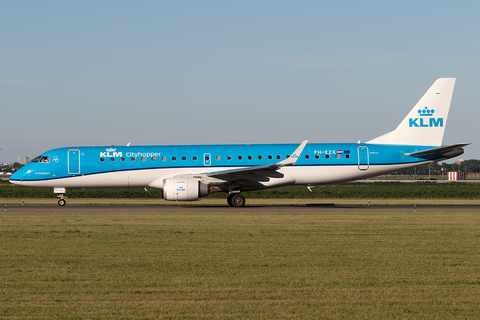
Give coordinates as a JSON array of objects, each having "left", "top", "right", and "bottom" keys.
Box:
[
  {"left": 9, "top": 171, "right": 20, "bottom": 183},
  {"left": 9, "top": 166, "right": 29, "bottom": 183}
]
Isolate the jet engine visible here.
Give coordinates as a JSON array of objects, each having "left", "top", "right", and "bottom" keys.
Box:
[{"left": 162, "top": 177, "right": 210, "bottom": 201}]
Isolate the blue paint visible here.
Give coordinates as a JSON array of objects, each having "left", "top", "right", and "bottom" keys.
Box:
[{"left": 10, "top": 142, "right": 441, "bottom": 183}]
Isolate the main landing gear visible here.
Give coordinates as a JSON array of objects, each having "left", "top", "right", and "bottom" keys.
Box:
[{"left": 227, "top": 193, "right": 246, "bottom": 207}]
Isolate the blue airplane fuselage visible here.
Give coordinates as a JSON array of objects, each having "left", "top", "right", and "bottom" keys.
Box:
[{"left": 10, "top": 142, "right": 436, "bottom": 188}]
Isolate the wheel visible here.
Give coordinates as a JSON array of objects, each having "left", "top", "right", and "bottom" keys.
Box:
[
  {"left": 231, "top": 194, "right": 245, "bottom": 207},
  {"left": 227, "top": 194, "right": 235, "bottom": 207},
  {"left": 58, "top": 199, "right": 66, "bottom": 206}
]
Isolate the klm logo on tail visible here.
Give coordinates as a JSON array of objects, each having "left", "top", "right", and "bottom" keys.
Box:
[{"left": 409, "top": 106, "right": 443, "bottom": 128}]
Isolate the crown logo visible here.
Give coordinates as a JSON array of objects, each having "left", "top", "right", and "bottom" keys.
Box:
[
  {"left": 106, "top": 148, "right": 116, "bottom": 152},
  {"left": 418, "top": 106, "right": 435, "bottom": 117}
]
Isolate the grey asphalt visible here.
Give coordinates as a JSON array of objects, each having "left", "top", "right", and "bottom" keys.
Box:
[{"left": 5, "top": 204, "right": 480, "bottom": 212}]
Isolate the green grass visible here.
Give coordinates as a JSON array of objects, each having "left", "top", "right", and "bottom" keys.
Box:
[
  {"left": 2, "top": 210, "right": 480, "bottom": 319},
  {"left": 4, "top": 197, "right": 480, "bottom": 206},
  {"left": 3, "top": 181, "right": 480, "bottom": 199}
]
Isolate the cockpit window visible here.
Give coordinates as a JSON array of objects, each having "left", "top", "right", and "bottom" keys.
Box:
[
  {"left": 30, "top": 156, "right": 42, "bottom": 163},
  {"left": 39, "top": 156, "right": 50, "bottom": 163},
  {"left": 30, "top": 156, "right": 49, "bottom": 163}
]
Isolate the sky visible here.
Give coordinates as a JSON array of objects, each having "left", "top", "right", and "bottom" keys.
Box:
[{"left": 1, "top": 1, "right": 479, "bottom": 163}]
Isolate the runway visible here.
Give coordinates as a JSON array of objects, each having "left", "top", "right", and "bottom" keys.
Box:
[{"left": 5, "top": 204, "right": 480, "bottom": 212}]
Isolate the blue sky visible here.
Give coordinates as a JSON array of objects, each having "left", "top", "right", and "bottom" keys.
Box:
[{"left": 1, "top": 1, "right": 479, "bottom": 163}]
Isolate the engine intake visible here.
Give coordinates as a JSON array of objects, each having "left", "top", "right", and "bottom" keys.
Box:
[{"left": 162, "top": 177, "right": 210, "bottom": 201}]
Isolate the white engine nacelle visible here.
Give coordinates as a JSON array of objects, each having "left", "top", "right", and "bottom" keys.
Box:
[{"left": 162, "top": 177, "right": 210, "bottom": 201}]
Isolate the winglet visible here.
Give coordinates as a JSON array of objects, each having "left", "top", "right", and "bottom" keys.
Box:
[{"left": 275, "top": 140, "right": 308, "bottom": 167}]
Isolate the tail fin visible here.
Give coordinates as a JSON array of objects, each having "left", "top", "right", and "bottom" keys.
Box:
[{"left": 367, "top": 78, "right": 456, "bottom": 146}]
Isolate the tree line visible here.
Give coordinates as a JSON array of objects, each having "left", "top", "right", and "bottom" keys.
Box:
[{"left": 393, "top": 160, "right": 478, "bottom": 176}]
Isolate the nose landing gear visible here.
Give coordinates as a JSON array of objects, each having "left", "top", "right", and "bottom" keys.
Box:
[
  {"left": 54, "top": 188, "right": 68, "bottom": 206},
  {"left": 58, "top": 197, "right": 67, "bottom": 206},
  {"left": 57, "top": 194, "right": 68, "bottom": 206}
]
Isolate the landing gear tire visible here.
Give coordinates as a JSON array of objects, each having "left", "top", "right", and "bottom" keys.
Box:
[
  {"left": 227, "top": 194, "right": 234, "bottom": 207},
  {"left": 58, "top": 199, "right": 66, "bottom": 206},
  {"left": 230, "top": 194, "right": 246, "bottom": 207}
]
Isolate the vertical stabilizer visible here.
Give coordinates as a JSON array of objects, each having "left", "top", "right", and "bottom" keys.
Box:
[{"left": 367, "top": 78, "right": 456, "bottom": 146}]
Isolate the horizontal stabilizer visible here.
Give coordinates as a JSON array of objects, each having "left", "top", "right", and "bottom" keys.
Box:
[{"left": 405, "top": 143, "right": 470, "bottom": 160}]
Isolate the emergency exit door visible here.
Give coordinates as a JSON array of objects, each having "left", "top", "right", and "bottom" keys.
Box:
[
  {"left": 203, "top": 153, "right": 211, "bottom": 166},
  {"left": 357, "top": 146, "right": 369, "bottom": 171}
]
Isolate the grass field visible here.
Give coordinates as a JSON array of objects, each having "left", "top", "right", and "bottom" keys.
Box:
[
  {"left": 4, "top": 181, "right": 480, "bottom": 200},
  {"left": 4, "top": 197, "right": 480, "bottom": 207},
  {"left": 2, "top": 209, "right": 480, "bottom": 319}
]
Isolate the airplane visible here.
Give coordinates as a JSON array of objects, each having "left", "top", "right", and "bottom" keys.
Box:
[{"left": 10, "top": 78, "right": 469, "bottom": 207}]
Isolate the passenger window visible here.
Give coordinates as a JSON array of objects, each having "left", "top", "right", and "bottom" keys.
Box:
[
  {"left": 111, "top": 157, "right": 115, "bottom": 162},
  {"left": 182, "top": 156, "right": 187, "bottom": 161},
  {"left": 268, "top": 155, "right": 272, "bottom": 160},
  {"left": 238, "top": 155, "right": 243, "bottom": 160},
  {"left": 248, "top": 155, "right": 252, "bottom": 160},
  {"left": 100, "top": 158, "right": 105, "bottom": 162},
  {"left": 315, "top": 154, "right": 320, "bottom": 159},
  {"left": 326, "top": 155, "right": 330, "bottom": 159},
  {"left": 172, "top": 156, "right": 176, "bottom": 161},
  {"left": 227, "top": 155, "right": 232, "bottom": 160},
  {"left": 216, "top": 155, "right": 220, "bottom": 160},
  {"left": 258, "top": 155, "right": 263, "bottom": 160},
  {"left": 277, "top": 155, "right": 281, "bottom": 160},
  {"left": 346, "top": 154, "right": 350, "bottom": 159},
  {"left": 141, "top": 157, "right": 146, "bottom": 162},
  {"left": 121, "top": 157, "right": 125, "bottom": 162},
  {"left": 287, "top": 155, "right": 290, "bottom": 158},
  {"left": 193, "top": 156, "right": 197, "bottom": 161},
  {"left": 131, "top": 157, "right": 136, "bottom": 162},
  {"left": 336, "top": 154, "right": 340, "bottom": 159},
  {"left": 152, "top": 157, "right": 156, "bottom": 161},
  {"left": 162, "top": 157, "right": 166, "bottom": 161},
  {"left": 305, "top": 155, "right": 310, "bottom": 159}
]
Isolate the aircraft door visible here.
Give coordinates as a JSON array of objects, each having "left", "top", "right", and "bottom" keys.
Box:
[
  {"left": 203, "top": 153, "right": 211, "bottom": 166},
  {"left": 68, "top": 149, "right": 81, "bottom": 174},
  {"left": 357, "top": 146, "right": 369, "bottom": 171}
]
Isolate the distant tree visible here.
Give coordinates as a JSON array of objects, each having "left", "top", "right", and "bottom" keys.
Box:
[
  {"left": 11, "top": 162, "right": 24, "bottom": 171},
  {"left": 393, "top": 159, "right": 478, "bottom": 175}
]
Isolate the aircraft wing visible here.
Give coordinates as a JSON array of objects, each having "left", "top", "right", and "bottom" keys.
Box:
[
  {"left": 163, "top": 140, "right": 308, "bottom": 188},
  {"left": 405, "top": 143, "right": 470, "bottom": 160},
  {"left": 206, "top": 140, "right": 308, "bottom": 178}
]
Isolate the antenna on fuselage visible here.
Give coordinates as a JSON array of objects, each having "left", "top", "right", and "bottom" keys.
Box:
[{"left": 126, "top": 142, "right": 131, "bottom": 146}]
